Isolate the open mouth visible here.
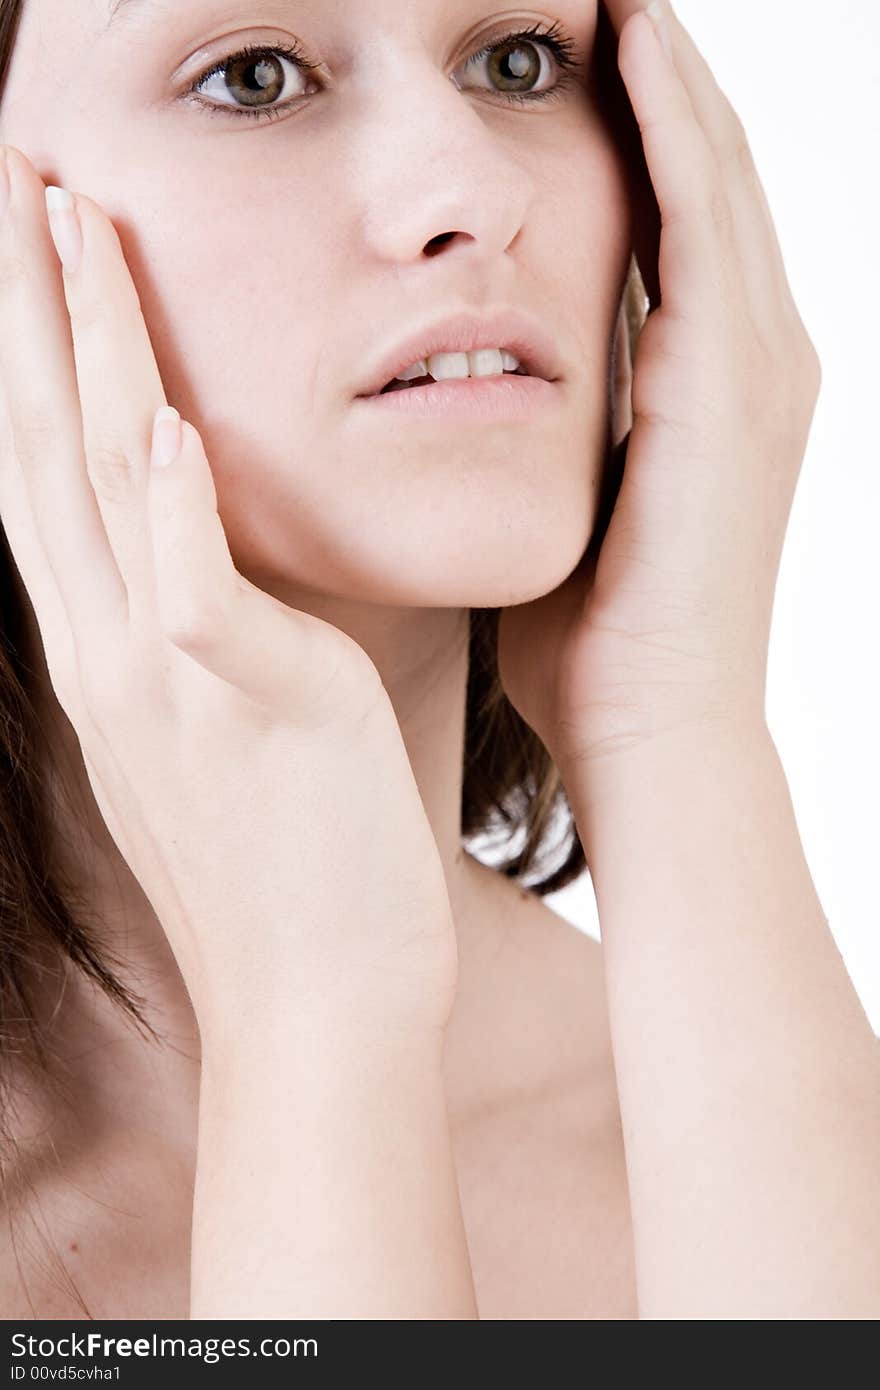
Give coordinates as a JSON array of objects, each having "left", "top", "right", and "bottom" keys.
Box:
[{"left": 378, "top": 365, "right": 531, "bottom": 394}]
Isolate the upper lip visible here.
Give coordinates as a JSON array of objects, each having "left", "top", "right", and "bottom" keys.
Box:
[{"left": 353, "top": 307, "right": 564, "bottom": 398}]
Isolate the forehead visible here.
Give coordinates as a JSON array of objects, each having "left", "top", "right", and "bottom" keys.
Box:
[
  {"left": 105, "top": 0, "right": 165, "bottom": 26},
  {"left": 92, "top": 0, "right": 602, "bottom": 64},
  {"left": 104, "top": 1, "right": 598, "bottom": 29}
]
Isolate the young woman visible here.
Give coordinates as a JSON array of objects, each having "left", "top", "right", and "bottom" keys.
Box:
[{"left": 0, "top": 0, "right": 876, "bottom": 1320}]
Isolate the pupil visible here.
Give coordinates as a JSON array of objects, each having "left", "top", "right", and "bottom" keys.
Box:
[
  {"left": 228, "top": 52, "right": 284, "bottom": 105},
  {"left": 491, "top": 42, "right": 539, "bottom": 91}
]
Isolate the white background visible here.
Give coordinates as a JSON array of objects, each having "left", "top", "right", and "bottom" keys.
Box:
[{"left": 482, "top": 1, "right": 880, "bottom": 1035}]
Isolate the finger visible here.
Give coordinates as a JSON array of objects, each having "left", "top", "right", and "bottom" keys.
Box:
[
  {"left": 0, "top": 372, "right": 82, "bottom": 721},
  {"left": 147, "top": 412, "right": 353, "bottom": 715},
  {"left": 0, "top": 146, "right": 126, "bottom": 662},
  {"left": 46, "top": 182, "right": 169, "bottom": 634},
  {"left": 659, "top": 1, "right": 791, "bottom": 314},
  {"left": 616, "top": 8, "right": 735, "bottom": 318}
]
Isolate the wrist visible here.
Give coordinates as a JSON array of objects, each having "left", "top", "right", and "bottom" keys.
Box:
[
  {"left": 558, "top": 717, "right": 777, "bottom": 857},
  {"left": 189, "top": 901, "right": 459, "bottom": 1063},
  {"left": 557, "top": 711, "right": 774, "bottom": 786},
  {"left": 199, "top": 1004, "right": 448, "bottom": 1090}
]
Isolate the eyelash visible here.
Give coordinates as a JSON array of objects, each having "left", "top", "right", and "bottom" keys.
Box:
[{"left": 188, "top": 21, "right": 581, "bottom": 124}]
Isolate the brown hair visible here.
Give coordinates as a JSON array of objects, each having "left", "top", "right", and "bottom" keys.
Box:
[{"left": 0, "top": 0, "right": 648, "bottom": 1206}]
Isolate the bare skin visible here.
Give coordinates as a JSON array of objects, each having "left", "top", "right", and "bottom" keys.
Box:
[
  {"left": 0, "top": 468, "right": 636, "bottom": 1319},
  {"left": 5, "top": 0, "right": 874, "bottom": 1320},
  {"left": 0, "top": 856, "right": 636, "bottom": 1321}
]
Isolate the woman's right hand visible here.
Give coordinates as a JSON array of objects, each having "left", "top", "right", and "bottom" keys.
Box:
[{"left": 0, "top": 145, "right": 458, "bottom": 1043}]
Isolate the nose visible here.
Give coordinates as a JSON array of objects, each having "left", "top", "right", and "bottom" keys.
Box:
[{"left": 348, "top": 42, "right": 537, "bottom": 274}]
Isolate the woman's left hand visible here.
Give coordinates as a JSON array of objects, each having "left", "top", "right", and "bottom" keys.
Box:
[{"left": 497, "top": 0, "right": 822, "bottom": 767}]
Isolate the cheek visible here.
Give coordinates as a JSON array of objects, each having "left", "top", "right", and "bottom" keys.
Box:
[
  {"left": 137, "top": 140, "right": 630, "bottom": 610},
  {"left": 543, "top": 125, "right": 633, "bottom": 320}
]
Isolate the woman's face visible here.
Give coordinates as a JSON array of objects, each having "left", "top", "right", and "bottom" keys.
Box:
[{"left": 1, "top": 1, "right": 632, "bottom": 608}]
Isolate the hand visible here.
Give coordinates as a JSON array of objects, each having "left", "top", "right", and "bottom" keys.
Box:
[
  {"left": 0, "top": 146, "right": 457, "bottom": 1041},
  {"left": 497, "top": 0, "right": 822, "bottom": 767}
]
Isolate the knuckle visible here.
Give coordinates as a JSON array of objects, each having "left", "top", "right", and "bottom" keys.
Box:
[
  {"left": 800, "top": 338, "right": 823, "bottom": 393},
  {"left": 726, "top": 112, "right": 753, "bottom": 175},
  {"left": 705, "top": 182, "right": 734, "bottom": 237},
  {"left": 70, "top": 282, "right": 145, "bottom": 345},
  {"left": 0, "top": 249, "right": 31, "bottom": 295},
  {"left": 160, "top": 600, "right": 230, "bottom": 657},
  {"left": 86, "top": 436, "right": 136, "bottom": 499},
  {"left": 13, "top": 414, "right": 64, "bottom": 467},
  {"left": 734, "top": 138, "right": 754, "bottom": 182},
  {"left": 68, "top": 291, "right": 116, "bottom": 336},
  {"left": 785, "top": 314, "right": 823, "bottom": 396}
]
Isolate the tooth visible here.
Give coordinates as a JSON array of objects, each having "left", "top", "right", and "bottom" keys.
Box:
[
  {"left": 396, "top": 358, "right": 428, "bottom": 381},
  {"left": 468, "top": 348, "right": 504, "bottom": 378},
  {"left": 426, "top": 352, "right": 470, "bottom": 381},
  {"left": 391, "top": 347, "right": 520, "bottom": 386}
]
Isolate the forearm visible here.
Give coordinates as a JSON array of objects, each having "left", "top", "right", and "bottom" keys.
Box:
[
  {"left": 565, "top": 724, "right": 880, "bottom": 1319},
  {"left": 190, "top": 1019, "right": 477, "bottom": 1320}
]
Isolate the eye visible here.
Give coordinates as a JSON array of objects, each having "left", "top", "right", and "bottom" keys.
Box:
[
  {"left": 455, "top": 21, "right": 581, "bottom": 105},
  {"left": 189, "top": 40, "right": 320, "bottom": 122},
  {"left": 187, "top": 23, "right": 581, "bottom": 125}
]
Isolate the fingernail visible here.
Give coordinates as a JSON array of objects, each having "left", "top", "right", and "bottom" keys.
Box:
[
  {"left": 45, "top": 185, "right": 83, "bottom": 273},
  {"left": 0, "top": 149, "right": 9, "bottom": 220},
  {"left": 647, "top": 0, "right": 675, "bottom": 63},
  {"left": 151, "top": 405, "right": 182, "bottom": 469}
]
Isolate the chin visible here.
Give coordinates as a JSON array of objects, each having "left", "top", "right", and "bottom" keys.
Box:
[
  {"left": 305, "top": 512, "right": 595, "bottom": 609},
  {"left": 217, "top": 418, "right": 605, "bottom": 610},
  {"left": 236, "top": 521, "right": 599, "bottom": 613},
  {"left": 447, "top": 533, "right": 594, "bottom": 609}
]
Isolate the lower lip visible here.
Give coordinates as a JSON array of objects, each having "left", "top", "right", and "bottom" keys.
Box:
[{"left": 353, "top": 373, "right": 560, "bottom": 421}]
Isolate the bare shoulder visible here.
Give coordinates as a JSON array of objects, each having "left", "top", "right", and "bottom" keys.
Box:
[{"left": 0, "top": 1128, "right": 191, "bottom": 1320}]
